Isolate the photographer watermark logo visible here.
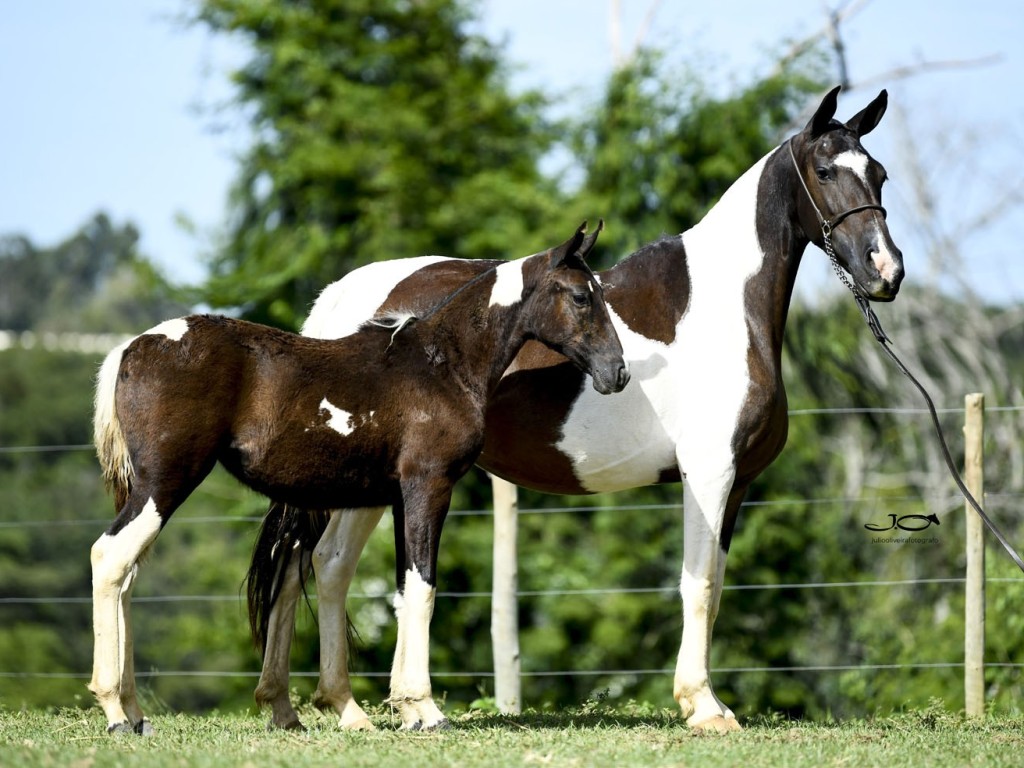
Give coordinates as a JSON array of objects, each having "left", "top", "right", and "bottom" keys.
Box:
[{"left": 865, "top": 513, "right": 940, "bottom": 545}]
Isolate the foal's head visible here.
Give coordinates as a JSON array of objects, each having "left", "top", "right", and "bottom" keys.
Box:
[
  {"left": 790, "top": 86, "right": 905, "bottom": 301},
  {"left": 522, "top": 221, "right": 630, "bottom": 395}
]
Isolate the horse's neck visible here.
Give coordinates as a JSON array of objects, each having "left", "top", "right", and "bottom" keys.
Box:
[
  {"left": 683, "top": 146, "right": 806, "bottom": 353},
  {"left": 419, "top": 260, "right": 533, "bottom": 398}
]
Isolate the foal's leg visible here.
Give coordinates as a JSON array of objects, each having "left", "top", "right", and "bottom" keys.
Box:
[
  {"left": 254, "top": 547, "right": 309, "bottom": 730},
  {"left": 89, "top": 495, "right": 163, "bottom": 734},
  {"left": 673, "top": 466, "right": 742, "bottom": 733},
  {"left": 388, "top": 482, "right": 450, "bottom": 731},
  {"left": 311, "top": 506, "right": 386, "bottom": 730}
]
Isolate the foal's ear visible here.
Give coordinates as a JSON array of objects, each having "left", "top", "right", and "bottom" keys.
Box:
[
  {"left": 576, "top": 218, "right": 604, "bottom": 262},
  {"left": 805, "top": 85, "right": 842, "bottom": 138},
  {"left": 550, "top": 220, "right": 589, "bottom": 267},
  {"left": 846, "top": 89, "right": 888, "bottom": 138}
]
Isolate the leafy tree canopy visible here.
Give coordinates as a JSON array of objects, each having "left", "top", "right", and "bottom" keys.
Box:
[{"left": 194, "top": 0, "right": 563, "bottom": 327}]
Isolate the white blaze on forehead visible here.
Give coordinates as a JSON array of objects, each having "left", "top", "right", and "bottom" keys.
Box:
[
  {"left": 489, "top": 258, "right": 526, "bottom": 307},
  {"left": 320, "top": 398, "right": 357, "bottom": 436},
  {"left": 834, "top": 150, "right": 870, "bottom": 183},
  {"left": 143, "top": 317, "right": 189, "bottom": 341}
]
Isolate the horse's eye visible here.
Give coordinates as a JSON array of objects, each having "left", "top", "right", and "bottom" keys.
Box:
[
  {"left": 816, "top": 167, "right": 830, "bottom": 182},
  {"left": 571, "top": 292, "right": 589, "bottom": 308}
]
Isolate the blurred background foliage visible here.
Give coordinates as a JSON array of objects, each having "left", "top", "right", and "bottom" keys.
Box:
[{"left": 2, "top": 0, "right": 1022, "bottom": 722}]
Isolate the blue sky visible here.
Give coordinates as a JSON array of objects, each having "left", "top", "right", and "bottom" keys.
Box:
[{"left": 2, "top": 1, "right": 1022, "bottom": 302}]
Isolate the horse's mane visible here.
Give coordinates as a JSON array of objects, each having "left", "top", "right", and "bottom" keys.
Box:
[{"left": 359, "top": 311, "right": 419, "bottom": 338}]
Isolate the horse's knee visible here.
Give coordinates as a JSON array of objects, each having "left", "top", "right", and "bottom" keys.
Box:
[{"left": 312, "top": 540, "right": 358, "bottom": 591}]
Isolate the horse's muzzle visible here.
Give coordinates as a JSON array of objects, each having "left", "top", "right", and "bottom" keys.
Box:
[{"left": 593, "top": 361, "right": 630, "bottom": 395}]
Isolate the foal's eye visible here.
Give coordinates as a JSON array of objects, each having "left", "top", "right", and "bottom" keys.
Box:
[
  {"left": 571, "top": 292, "right": 589, "bottom": 308},
  {"left": 816, "top": 167, "right": 830, "bottom": 182}
]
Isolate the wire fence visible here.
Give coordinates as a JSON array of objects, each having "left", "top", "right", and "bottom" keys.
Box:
[{"left": 3, "top": 405, "right": 1024, "bottom": 690}]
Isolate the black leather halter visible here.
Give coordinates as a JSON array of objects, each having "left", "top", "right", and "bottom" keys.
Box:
[{"left": 788, "top": 139, "right": 1024, "bottom": 574}]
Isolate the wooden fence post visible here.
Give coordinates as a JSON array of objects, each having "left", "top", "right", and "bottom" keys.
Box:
[
  {"left": 490, "top": 473, "right": 521, "bottom": 713},
  {"left": 964, "top": 392, "right": 985, "bottom": 717}
]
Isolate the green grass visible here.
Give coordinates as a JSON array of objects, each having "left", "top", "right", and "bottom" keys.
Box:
[{"left": 2, "top": 702, "right": 1022, "bottom": 768}]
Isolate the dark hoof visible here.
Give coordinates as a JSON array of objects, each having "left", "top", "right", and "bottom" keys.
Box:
[
  {"left": 267, "top": 718, "right": 307, "bottom": 732},
  {"left": 107, "top": 719, "right": 153, "bottom": 736},
  {"left": 428, "top": 718, "right": 451, "bottom": 732}
]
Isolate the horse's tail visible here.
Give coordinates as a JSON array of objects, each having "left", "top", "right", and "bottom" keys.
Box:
[
  {"left": 246, "top": 503, "right": 331, "bottom": 653},
  {"left": 93, "top": 339, "right": 134, "bottom": 511}
]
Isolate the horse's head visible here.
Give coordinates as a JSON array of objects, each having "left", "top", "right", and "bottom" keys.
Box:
[
  {"left": 525, "top": 221, "right": 629, "bottom": 395},
  {"left": 790, "top": 86, "right": 904, "bottom": 301}
]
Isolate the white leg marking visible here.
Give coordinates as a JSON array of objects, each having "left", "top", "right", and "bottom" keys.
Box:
[
  {"left": 488, "top": 259, "right": 526, "bottom": 307},
  {"left": 390, "top": 567, "right": 446, "bottom": 729},
  {"left": 90, "top": 498, "right": 162, "bottom": 730},
  {"left": 674, "top": 464, "right": 739, "bottom": 730}
]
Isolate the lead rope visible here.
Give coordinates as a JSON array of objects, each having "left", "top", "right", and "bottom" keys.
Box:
[{"left": 788, "top": 140, "right": 1024, "bottom": 573}]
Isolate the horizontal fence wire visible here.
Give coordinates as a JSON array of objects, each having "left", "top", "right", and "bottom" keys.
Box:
[
  {"left": 3, "top": 403, "right": 1023, "bottom": 690},
  {"left": 3, "top": 403, "right": 1024, "bottom": 456},
  {"left": 5, "top": 663, "right": 1024, "bottom": 682}
]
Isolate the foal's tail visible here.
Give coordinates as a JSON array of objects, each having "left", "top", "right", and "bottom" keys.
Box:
[
  {"left": 93, "top": 340, "right": 134, "bottom": 510},
  {"left": 246, "top": 503, "right": 331, "bottom": 652}
]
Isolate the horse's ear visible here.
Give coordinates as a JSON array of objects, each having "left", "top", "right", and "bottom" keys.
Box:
[
  {"left": 576, "top": 219, "right": 604, "bottom": 262},
  {"left": 846, "top": 89, "right": 888, "bottom": 138},
  {"left": 550, "top": 221, "right": 589, "bottom": 267},
  {"left": 805, "top": 85, "right": 842, "bottom": 138}
]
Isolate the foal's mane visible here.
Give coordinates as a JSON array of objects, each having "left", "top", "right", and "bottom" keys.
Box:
[{"left": 357, "top": 259, "right": 505, "bottom": 338}]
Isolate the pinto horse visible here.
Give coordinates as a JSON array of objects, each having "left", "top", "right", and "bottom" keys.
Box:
[
  {"left": 87, "top": 223, "right": 628, "bottom": 734},
  {"left": 248, "top": 86, "right": 905, "bottom": 732}
]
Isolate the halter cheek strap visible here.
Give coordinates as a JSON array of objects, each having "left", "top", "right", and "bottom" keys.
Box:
[
  {"left": 788, "top": 139, "right": 889, "bottom": 337},
  {"left": 787, "top": 139, "right": 887, "bottom": 239}
]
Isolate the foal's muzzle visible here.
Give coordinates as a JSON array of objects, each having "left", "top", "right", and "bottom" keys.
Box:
[{"left": 593, "top": 361, "right": 630, "bottom": 395}]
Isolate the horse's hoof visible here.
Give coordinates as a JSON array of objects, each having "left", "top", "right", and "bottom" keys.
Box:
[
  {"left": 267, "top": 718, "right": 306, "bottom": 732},
  {"left": 134, "top": 719, "right": 155, "bottom": 736},
  {"left": 106, "top": 721, "right": 133, "bottom": 735},
  {"left": 426, "top": 718, "right": 450, "bottom": 732},
  {"left": 690, "top": 715, "right": 741, "bottom": 734},
  {"left": 400, "top": 720, "right": 423, "bottom": 731}
]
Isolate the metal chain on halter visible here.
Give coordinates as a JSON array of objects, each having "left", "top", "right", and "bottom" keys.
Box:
[{"left": 789, "top": 138, "right": 1024, "bottom": 574}]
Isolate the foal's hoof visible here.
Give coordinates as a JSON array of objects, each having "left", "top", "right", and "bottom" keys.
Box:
[
  {"left": 107, "top": 719, "right": 154, "bottom": 736},
  {"left": 135, "top": 719, "right": 154, "bottom": 736},
  {"left": 267, "top": 717, "right": 306, "bottom": 732},
  {"left": 690, "top": 715, "right": 742, "bottom": 734},
  {"left": 403, "top": 718, "right": 450, "bottom": 732}
]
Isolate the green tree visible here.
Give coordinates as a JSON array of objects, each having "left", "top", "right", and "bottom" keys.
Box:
[
  {"left": 193, "top": 0, "right": 563, "bottom": 328},
  {"left": 567, "top": 54, "right": 822, "bottom": 263},
  {"left": 0, "top": 212, "right": 185, "bottom": 334}
]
